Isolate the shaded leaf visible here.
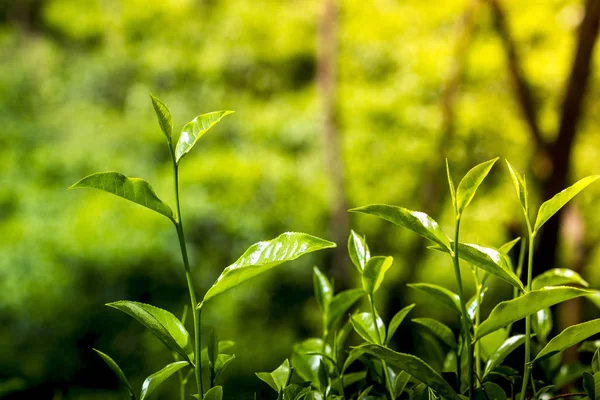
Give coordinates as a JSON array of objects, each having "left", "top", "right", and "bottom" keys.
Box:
[
  {"left": 407, "top": 283, "right": 461, "bottom": 314},
  {"left": 349, "top": 204, "right": 451, "bottom": 251},
  {"left": 583, "top": 372, "right": 595, "bottom": 400},
  {"left": 394, "top": 370, "right": 411, "bottom": 398},
  {"left": 594, "top": 349, "right": 600, "bottom": 374},
  {"left": 475, "top": 287, "right": 592, "bottom": 341},
  {"left": 534, "top": 175, "right": 600, "bottom": 233},
  {"left": 483, "top": 334, "right": 526, "bottom": 377},
  {"left": 535, "top": 319, "right": 600, "bottom": 362},
  {"left": 348, "top": 230, "right": 370, "bottom": 273},
  {"left": 342, "top": 347, "right": 365, "bottom": 373},
  {"left": 93, "top": 349, "right": 134, "bottom": 398},
  {"left": 140, "top": 361, "right": 188, "bottom": 400},
  {"left": 553, "top": 362, "right": 590, "bottom": 388},
  {"left": 204, "top": 386, "right": 223, "bottom": 400},
  {"left": 362, "top": 256, "right": 393, "bottom": 294},
  {"left": 387, "top": 304, "right": 416, "bottom": 346},
  {"left": 175, "top": 111, "right": 234, "bottom": 163},
  {"left": 214, "top": 354, "right": 235, "bottom": 383},
  {"left": 327, "top": 289, "right": 364, "bottom": 330},
  {"left": 475, "top": 382, "right": 506, "bottom": 400},
  {"left": 456, "top": 158, "right": 498, "bottom": 215},
  {"left": 207, "top": 329, "right": 218, "bottom": 368},
  {"left": 203, "top": 232, "right": 336, "bottom": 303},
  {"left": 69, "top": 172, "right": 173, "bottom": 220},
  {"left": 412, "top": 318, "right": 457, "bottom": 349},
  {"left": 150, "top": 94, "right": 172, "bottom": 143},
  {"left": 532, "top": 268, "right": 589, "bottom": 290},
  {"left": 532, "top": 308, "right": 552, "bottom": 343},
  {"left": 480, "top": 328, "right": 508, "bottom": 362},
  {"left": 107, "top": 301, "right": 193, "bottom": 363},
  {"left": 351, "top": 312, "right": 385, "bottom": 344},
  {"left": 498, "top": 237, "right": 521, "bottom": 254},
  {"left": 283, "top": 383, "right": 311, "bottom": 400},
  {"left": 580, "top": 341, "right": 600, "bottom": 353},
  {"left": 313, "top": 266, "right": 333, "bottom": 314},
  {"left": 357, "top": 344, "right": 462, "bottom": 400}
]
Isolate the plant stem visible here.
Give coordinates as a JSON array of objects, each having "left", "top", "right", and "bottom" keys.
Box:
[
  {"left": 172, "top": 158, "right": 204, "bottom": 399},
  {"left": 368, "top": 295, "right": 394, "bottom": 399},
  {"left": 452, "top": 217, "right": 473, "bottom": 400},
  {"left": 474, "top": 277, "right": 482, "bottom": 385},
  {"left": 519, "top": 230, "right": 535, "bottom": 400}
]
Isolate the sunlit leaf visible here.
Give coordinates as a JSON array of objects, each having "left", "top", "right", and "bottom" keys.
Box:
[
  {"left": 107, "top": 301, "right": 193, "bottom": 363},
  {"left": 326, "top": 289, "right": 364, "bottom": 330},
  {"left": 349, "top": 204, "right": 451, "bottom": 251},
  {"left": 480, "top": 329, "right": 508, "bottom": 362},
  {"left": 140, "top": 361, "right": 188, "bottom": 400},
  {"left": 93, "top": 349, "right": 134, "bottom": 398},
  {"left": 534, "top": 175, "right": 600, "bottom": 233},
  {"left": 483, "top": 335, "right": 526, "bottom": 377},
  {"left": 412, "top": 318, "right": 457, "bottom": 349},
  {"left": 475, "top": 287, "right": 592, "bottom": 341},
  {"left": 361, "top": 256, "right": 393, "bottom": 294},
  {"left": 313, "top": 266, "right": 333, "bottom": 314},
  {"left": 357, "top": 344, "right": 462, "bottom": 400},
  {"left": 535, "top": 319, "right": 600, "bottom": 362},
  {"left": 532, "top": 268, "right": 589, "bottom": 290},
  {"left": 498, "top": 237, "right": 521, "bottom": 254},
  {"left": 69, "top": 172, "right": 173, "bottom": 220},
  {"left": 505, "top": 161, "right": 529, "bottom": 220},
  {"left": 292, "top": 339, "right": 328, "bottom": 384},
  {"left": 446, "top": 159, "right": 456, "bottom": 211},
  {"left": 455, "top": 158, "right": 498, "bottom": 215},
  {"left": 407, "top": 283, "right": 461, "bottom": 314},
  {"left": 202, "top": 232, "right": 336, "bottom": 303},
  {"left": 175, "top": 111, "right": 234, "bottom": 163},
  {"left": 150, "top": 94, "right": 172, "bottom": 144},
  {"left": 348, "top": 230, "right": 370, "bottom": 273},
  {"left": 351, "top": 312, "right": 385, "bottom": 344},
  {"left": 386, "top": 304, "right": 416, "bottom": 346}
]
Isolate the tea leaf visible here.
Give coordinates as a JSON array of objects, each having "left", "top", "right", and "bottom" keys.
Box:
[
  {"left": 455, "top": 158, "right": 498, "bottom": 215},
  {"left": 534, "top": 175, "right": 600, "bottom": 233},
  {"left": 204, "top": 386, "right": 223, "bottom": 400},
  {"left": 407, "top": 283, "right": 461, "bottom": 314},
  {"left": 351, "top": 312, "right": 385, "bottom": 344},
  {"left": 69, "top": 172, "right": 173, "bottom": 220},
  {"left": 214, "top": 354, "right": 235, "bottom": 383},
  {"left": 483, "top": 334, "right": 526, "bottom": 377},
  {"left": 480, "top": 329, "right": 508, "bottom": 362},
  {"left": 292, "top": 339, "right": 328, "bottom": 383},
  {"left": 394, "top": 370, "right": 411, "bottom": 398},
  {"left": 349, "top": 204, "right": 451, "bottom": 251},
  {"left": 140, "top": 361, "right": 188, "bottom": 400},
  {"left": 535, "top": 319, "right": 600, "bottom": 362},
  {"left": 446, "top": 159, "right": 457, "bottom": 212},
  {"left": 106, "top": 301, "right": 193, "bottom": 363},
  {"left": 313, "top": 266, "right": 333, "bottom": 313},
  {"left": 92, "top": 349, "right": 134, "bottom": 398},
  {"left": 357, "top": 344, "right": 462, "bottom": 400},
  {"left": 342, "top": 347, "right": 365, "bottom": 373},
  {"left": 386, "top": 304, "right": 416, "bottom": 346},
  {"left": 175, "top": 111, "right": 234, "bottom": 163},
  {"left": 327, "top": 289, "right": 364, "bottom": 331},
  {"left": 412, "top": 318, "right": 457, "bottom": 349},
  {"left": 505, "top": 161, "right": 529, "bottom": 220},
  {"left": 467, "top": 289, "right": 487, "bottom": 321},
  {"left": 498, "top": 237, "right": 521, "bottom": 254},
  {"left": 203, "top": 232, "right": 336, "bottom": 303},
  {"left": 348, "top": 230, "right": 370, "bottom": 273},
  {"left": 475, "top": 287, "right": 592, "bottom": 341},
  {"left": 282, "top": 383, "right": 311, "bottom": 400},
  {"left": 150, "top": 94, "right": 172, "bottom": 144},
  {"left": 532, "top": 308, "right": 553, "bottom": 343},
  {"left": 531, "top": 268, "right": 589, "bottom": 290},
  {"left": 553, "top": 362, "right": 590, "bottom": 388},
  {"left": 207, "top": 329, "right": 218, "bottom": 368},
  {"left": 475, "top": 382, "right": 507, "bottom": 400},
  {"left": 583, "top": 372, "right": 595, "bottom": 400},
  {"left": 361, "top": 256, "right": 393, "bottom": 294}
]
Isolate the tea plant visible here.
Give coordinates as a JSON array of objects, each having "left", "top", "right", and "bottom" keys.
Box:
[{"left": 69, "top": 95, "right": 336, "bottom": 400}]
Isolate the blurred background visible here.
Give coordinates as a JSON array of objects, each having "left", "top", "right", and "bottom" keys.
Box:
[{"left": 1, "top": 0, "right": 600, "bottom": 398}]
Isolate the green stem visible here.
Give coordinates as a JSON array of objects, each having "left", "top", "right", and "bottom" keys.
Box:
[
  {"left": 178, "top": 369, "right": 186, "bottom": 400},
  {"left": 453, "top": 217, "right": 473, "bottom": 400},
  {"left": 172, "top": 158, "right": 204, "bottom": 399},
  {"left": 474, "top": 277, "right": 482, "bottom": 385},
  {"left": 519, "top": 230, "right": 535, "bottom": 400},
  {"left": 368, "top": 295, "right": 394, "bottom": 399}
]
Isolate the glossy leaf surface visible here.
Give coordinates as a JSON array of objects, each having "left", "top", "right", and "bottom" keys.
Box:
[
  {"left": 534, "top": 175, "right": 600, "bottom": 233},
  {"left": 413, "top": 318, "right": 457, "bottom": 348},
  {"left": 535, "top": 319, "right": 600, "bottom": 362},
  {"left": 361, "top": 256, "right": 393, "bottom": 294},
  {"left": 140, "top": 361, "right": 188, "bottom": 400},
  {"left": 455, "top": 158, "right": 498, "bottom": 214},
  {"left": 107, "top": 301, "right": 192, "bottom": 363},
  {"left": 313, "top": 266, "right": 333, "bottom": 313},
  {"left": 532, "top": 308, "right": 552, "bottom": 343},
  {"left": 483, "top": 334, "right": 526, "bottom": 377},
  {"left": 175, "top": 110, "right": 234, "bottom": 163},
  {"left": 357, "top": 344, "right": 462, "bottom": 400},
  {"left": 69, "top": 172, "right": 173, "bottom": 220},
  {"left": 350, "top": 204, "right": 451, "bottom": 251},
  {"left": 93, "top": 349, "right": 134, "bottom": 397},
  {"left": 531, "top": 268, "right": 589, "bottom": 290},
  {"left": 203, "top": 232, "right": 335, "bottom": 302},
  {"left": 348, "top": 230, "right": 370, "bottom": 272},
  {"left": 150, "top": 94, "right": 172, "bottom": 143},
  {"left": 351, "top": 312, "right": 385, "bottom": 344},
  {"left": 386, "top": 304, "right": 416, "bottom": 346},
  {"left": 326, "top": 289, "right": 364, "bottom": 330},
  {"left": 204, "top": 386, "right": 223, "bottom": 400},
  {"left": 475, "top": 287, "right": 592, "bottom": 341},
  {"left": 407, "top": 283, "right": 461, "bottom": 314}
]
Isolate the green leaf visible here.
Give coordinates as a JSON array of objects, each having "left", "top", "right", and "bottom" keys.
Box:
[
  {"left": 475, "top": 382, "right": 506, "bottom": 400},
  {"left": 553, "top": 362, "right": 590, "bottom": 388},
  {"left": 446, "top": 159, "right": 457, "bottom": 211},
  {"left": 342, "top": 347, "right": 365, "bottom": 373},
  {"left": 69, "top": 172, "right": 173, "bottom": 220},
  {"left": 282, "top": 383, "right": 311, "bottom": 400},
  {"left": 204, "top": 386, "right": 223, "bottom": 400},
  {"left": 498, "top": 237, "right": 521, "bottom": 254},
  {"left": 532, "top": 308, "right": 553, "bottom": 343},
  {"left": 483, "top": 334, "right": 526, "bottom": 377},
  {"left": 579, "top": 341, "right": 600, "bottom": 353},
  {"left": 534, "top": 175, "right": 600, "bottom": 233},
  {"left": 455, "top": 158, "right": 498, "bottom": 215},
  {"left": 535, "top": 319, "right": 600, "bottom": 362},
  {"left": 583, "top": 372, "right": 595, "bottom": 400},
  {"left": 140, "top": 361, "right": 188, "bottom": 400},
  {"left": 348, "top": 230, "right": 370, "bottom": 273},
  {"left": 361, "top": 256, "right": 393, "bottom": 294},
  {"left": 480, "top": 329, "right": 508, "bottom": 362},
  {"left": 214, "top": 354, "right": 235, "bottom": 383},
  {"left": 207, "top": 329, "right": 218, "bottom": 368},
  {"left": 326, "top": 289, "right": 364, "bottom": 330},
  {"left": 203, "top": 232, "right": 336, "bottom": 303},
  {"left": 386, "top": 304, "right": 416, "bottom": 346},
  {"left": 394, "top": 370, "right": 411, "bottom": 398},
  {"left": 175, "top": 111, "right": 234, "bottom": 163},
  {"left": 467, "top": 289, "right": 487, "bottom": 321},
  {"left": 357, "top": 344, "right": 462, "bottom": 400},
  {"left": 150, "top": 94, "right": 172, "bottom": 144},
  {"left": 292, "top": 339, "right": 328, "bottom": 383},
  {"left": 106, "top": 301, "right": 193, "bottom": 363},
  {"left": 351, "top": 312, "right": 385, "bottom": 344},
  {"left": 317, "top": 360, "right": 328, "bottom": 392},
  {"left": 256, "top": 372, "right": 278, "bottom": 392},
  {"left": 272, "top": 359, "right": 292, "bottom": 391},
  {"left": 475, "top": 287, "right": 592, "bottom": 341},
  {"left": 93, "top": 349, "right": 134, "bottom": 398},
  {"left": 349, "top": 204, "right": 451, "bottom": 252},
  {"left": 594, "top": 349, "right": 600, "bottom": 374},
  {"left": 532, "top": 268, "right": 589, "bottom": 290},
  {"left": 505, "top": 161, "right": 529, "bottom": 220},
  {"left": 313, "top": 266, "right": 333, "bottom": 314},
  {"left": 412, "top": 318, "right": 457, "bottom": 349},
  {"left": 407, "top": 283, "right": 461, "bottom": 314}
]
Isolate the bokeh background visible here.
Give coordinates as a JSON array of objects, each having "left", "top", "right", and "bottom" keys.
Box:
[{"left": 1, "top": 0, "right": 600, "bottom": 398}]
